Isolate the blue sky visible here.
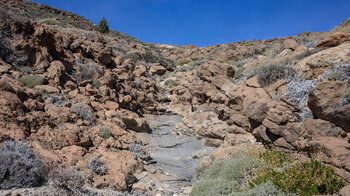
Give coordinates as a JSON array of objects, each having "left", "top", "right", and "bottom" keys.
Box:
[{"left": 31, "top": 0, "right": 350, "bottom": 47}]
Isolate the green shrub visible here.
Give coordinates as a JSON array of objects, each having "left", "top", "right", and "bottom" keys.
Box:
[
  {"left": 0, "top": 140, "right": 48, "bottom": 189},
  {"left": 40, "top": 18, "right": 59, "bottom": 25},
  {"left": 241, "top": 181, "right": 289, "bottom": 196},
  {"left": 259, "top": 151, "right": 293, "bottom": 169},
  {"left": 328, "top": 72, "right": 343, "bottom": 81},
  {"left": 178, "top": 59, "right": 191, "bottom": 66},
  {"left": 294, "top": 48, "right": 321, "bottom": 61},
  {"left": 75, "top": 60, "right": 102, "bottom": 83},
  {"left": 191, "top": 57, "right": 199, "bottom": 61},
  {"left": 190, "top": 158, "right": 264, "bottom": 196},
  {"left": 164, "top": 79, "right": 176, "bottom": 88},
  {"left": 344, "top": 88, "right": 350, "bottom": 102},
  {"left": 156, "top": 85, "right": 166, "bottom": 94},
  {"left": 257, "top": 64, "right": 286, "bottom": 86},
  {"left": 39, "top": 88, "right": 48, "bottom": 97},
  {"left": 95, "top": 18, "right": 109, "bottom": 34},
  {"left": 72, "top": 104, "right": 94, "bottom": 122},
  {"left": 87, "top": 156, "right": 107, "bottom": 175},
  {"left": 18, "top": 75, "right": 44, "bottom": 88},
  {"left": 98, "top": 127, "right": 112, "bottom": 139},
  {"left": 251, "top": 159, "right": 344, "bottom": 195},
  {"left": 17, "top": 66, "right": 33, "bottom": 74},
  {"left": 234, "top": 66, "right": 245, "bottom": 79},
  {"left": 92, "top": 78, "right": 100, "bottom": 88}
]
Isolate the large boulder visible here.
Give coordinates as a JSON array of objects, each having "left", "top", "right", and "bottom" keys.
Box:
[
  {"left": 308, "top": 81, "right": 350, "bottom": 132},
  {"left": 303, "top": 118, "right": 344, "bottom": 138},
  {"left": 316, "top": 31, "right": 350, "bottom": 49},
  {"left": 149, "top": 63, "right": 166, "bottom": 76},
  {"left": 304, "top": 137, "right": 350, "bottom": 172},
  {"left": 119, "top": 110, "right": 150, "bottom": 132},
  {"left": 295, "top": 42, "right": 350, "bottom": 79},
  {"left": 283, "top": 38, "right": 299, "bottom": 51},
  {"left": 198, "top": 61, "right": 235, "bottom": 90}
]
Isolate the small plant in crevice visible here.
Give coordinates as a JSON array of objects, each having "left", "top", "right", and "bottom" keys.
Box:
[
  {"left": 328, "top": 72, "right": 343, "bottom": 81},
  {"left": 18, "top": 75, "right": 45, "bottom": 88},
  {"left": 87, "top": 156, "right": 107, "bottom": 175},
  {"left": 323, "top": 63, "right": 350, "bottom": 85},
  {"left": 129, "top": 142, "right": 149, "bottom": 161},
  {"left": 164, "top": 79, "right": 176, "bottom": 88},
  {"left": 257, "top": 64, "right": 287, "bottom": 87},
  {"left": 72, "top": 103, "right": 94, "bottom": 122},
  {"left": 98, "top": 127, "right": 112, "bottom": 139},
  {"left": 345, "top": 88, "right": 350, "bottom": 102},
  {"left": 40, "top": 18, "right": 59, "bottom": 25},
  {"left": 341, "top": 88, "right": 350, "bottom": 106},
  {"left": 156, "top": 85, "right": 166, "bottom": 94},
  {"left": 294, "top": 48, "right": 321, "bottom": 61},
  {"left": 51, "top": 170, "right": 93, "bottom": 195},
  {"left": 43, "top": 94, "right": 71, "bottom": 107},
  {"left": 92, "top": 78, "right": 100, "bottom": 88},
  {"left": 17, "top": 66, "right": 33, "bottom": 74},
  {"left": 39, "top": 88, "right": 48, "bottom": 97},
  {"left": 234, "top": 66, "right": 245, "bottom": 80},
  {"left": 75, "top": 59, "right": 103, "bottom": 83},
  {"left": 0, "top": 140, "right": 48, "bottom": 189}
]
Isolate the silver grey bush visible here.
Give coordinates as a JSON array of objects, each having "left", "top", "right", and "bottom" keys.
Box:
[
  {"left": 72, "top": 103, "right": 94, "bottom": 122},
  {"left": 323, "top": 63, "right": 350, "bottom": 85},
  {"left": 285, "top": 79, "right": 316, "bottom": 121},
  {"left": 129, "top": 142, "right": 149, "bottom": 160},
  {"left": 0, "top": 140, "right": 47, "bottom": 189},
  {"left": 87, "top": 156, "right": 107, "bottom": 175}
]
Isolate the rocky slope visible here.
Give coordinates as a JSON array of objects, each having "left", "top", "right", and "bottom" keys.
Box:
[{"left": 0, "top": 0, "right": 350, "bottom": 195}]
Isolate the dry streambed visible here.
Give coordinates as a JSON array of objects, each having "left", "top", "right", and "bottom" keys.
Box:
[{"left": 134, "top": 115, "right": 214, "bottom": 195}]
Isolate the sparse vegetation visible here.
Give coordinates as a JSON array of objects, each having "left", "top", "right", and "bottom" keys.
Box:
[
  {"left": 294, "top": 48, "right": 321, "bottom": 61},
  {"left": 17, "top": 66, "right": 33, "bottom": 74},
  {"left": 129, "top": 142, "right": 149, "bottom": 160},
  {"left": 344, "top": 88, "right": 350, "bottom": 102},
  {"left": 191, "top": 151, "right": 344, "bottom": 196},
  {"left": 92, "top": 78, "right": 100, "bottom": 88},
  {"left": 190, "top": 158, "right": 266, "bottom": 196},
  {"left": 0, "top": 140, "right": 47, "bottom": 189},
  {"left": 18, "top": 75, "right": 45, "bottom": 88},
  {"left": 179, "top": 59, "right": 191, "bottom": 66},
  {"left": 234, "top": 66, "right": 245, "bottom": 79},
  {"left": 324, "top": 63, "right": 350, "bottom": 85},
  {"left": 75, "top": 59, "right": 103, "bottom": 83},
  {"left": 72, "top": 103, "right": 94, "bottom": 122},
  {"left": 51, "top": 170, "right": 92, "bottom": 195},
  {"left": 98, "top": 127, "right": 112, "bottom": 139},
  {"left": 251, "top": 159, "right": 344, "bottom": 195},
  {"left": 257, "top": 64, "right": 287, "bottom": 86},
  {"left": 328, "top": 72, "right": 343, "bottom": 81},
  {"left": 39, "top": 88, "right": 48, "bottom": 97},
  {"left": 40, "top": 18, "right": 59, "bottom": 25},
  {"left": 95, "top": 17, "right": 109, "bottom": 34},
  {"left": 87, "top": 156, "right": 107, "bottom": 175},
  {"left": 164, "top": 79, "right": 176, "bottom": 88}
]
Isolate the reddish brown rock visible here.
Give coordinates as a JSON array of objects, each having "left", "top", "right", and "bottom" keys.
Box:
[
  {"left": 308, "top": 81, "right": 349, "bottom": 132},
  {"left": 304, "top": 137, "right": 350, "bottom": 171},
  {"left": 303, "top": 118, "right": 344, "bottom": 138},
  {"left": 149, "top": 63, "right": 166, "bottom": 76},
  {"left": 316, "top": 31, "right": 350, "bottom": 49},
  {"left": 283, "top": 38, "right": 299, "bottom": 51}
]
